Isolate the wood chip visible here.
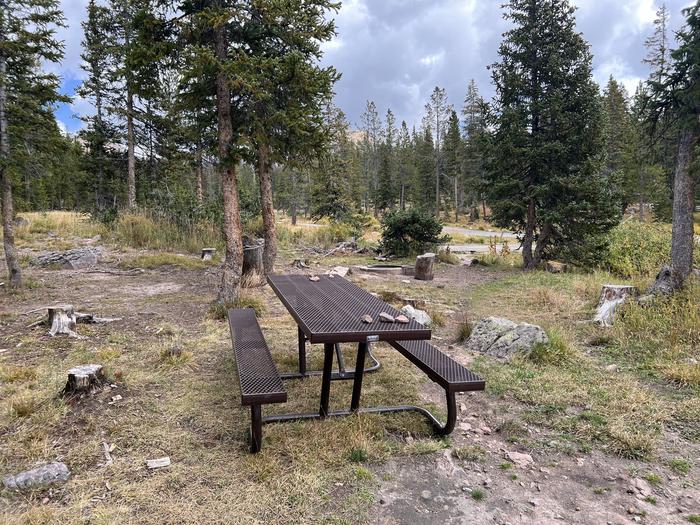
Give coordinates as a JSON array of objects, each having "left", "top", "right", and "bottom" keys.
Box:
[
  {"left": 361, "top": 315, "right": 373, "bottom": 324},
  {"left": 309, "top": 276, "right": 320, "bottom": 282},
  {"left": 395, "top": 315, "right": 410, "bottom": 324},
  {"left": 379, "top": 312, "right": 395, "bottom": 323},
  {"left": 146, "top": 457, "right": 171, "bottom": 469}
]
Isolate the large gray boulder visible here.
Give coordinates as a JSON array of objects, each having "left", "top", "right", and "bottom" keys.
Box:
[
  {"left": 466, "top": 316, "right": 548, "bottom": 360},
  {"left": 3, "top": 462, "right": 70, "bottom": 491},
  {"left": 34, "top": 247, "right": 100, "bottom": 270}
]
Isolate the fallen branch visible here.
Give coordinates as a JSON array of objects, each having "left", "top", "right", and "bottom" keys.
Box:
[
  {"left": 82, "top": 268, "right": 145, "bottom": 276},
  {"left": 102, "top": 442, "right": 114, "bottom": 467}
]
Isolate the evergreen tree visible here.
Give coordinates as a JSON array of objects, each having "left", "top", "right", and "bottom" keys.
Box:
[
  {"left": 442, "top": 109, "right": 462, "bottom": 220},
  {"left": 0, "top": 0, "right": 67, "bottom": 288},
  {"left": 396, "top": 121, "right": 413, "bottom": 210},
  {"left": 602, "top": 76, "right": 635, "bottom": 207},
  {"left": 376, "top": 109, "right": 396, "bottom": 211},
  {"left": 462, "top": 79, "right": 489, "bottom": 219},
  {"left": 647, "top": 1, "right": 700, "bottom": 286},
  {"left": 360, "top": 100, "right": 381, "bottom": 214},
  {"left": 488, "top": 0, "right": 620, "bottom": 269},
  {"left": 424, "top": 86, "right": 451, "bottom": 216},
  {"left": 414, "top": 124, "right": 436, "bottom": 209}
]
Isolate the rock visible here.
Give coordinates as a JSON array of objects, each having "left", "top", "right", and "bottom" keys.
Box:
[
  {"left": 630, "top": 478, "right": 652, "bottom": 498},
  {"left": 420, "top": 490, "right": 432, "bottom": 501},
  {"left": 480, "top": 426, "right": 492, "bottom": 435},
  {"left": 34, "top": 247, "right": 101, "bottom": 270},
  {"left": 360, "top": 315, "right": 373, "bottom": 324},
  {"left": 401, "top": 298, "right": 426, "bottom": 309},
  {"left": 505, "top": 451, "right": 534, "bottom": 469},
  {"left": 466, "top": 317, "right": 548, "bottom": 360},
  {"left": 309, "top": 276, "right": 320, "bottom": 282},
  {"left": 545, "top": 261, "right": 568, "bottom": 273},
  {"left": 593, "top": 285, "right": 639, "bottom": 326},
  {"left": 146, "top": 457, "right": 171, "bottom": 469},
  {"left": 400, "top": 305, "right": 432, "bottom": 326},
  {"left": 328, "top": 266, "right": 350, "bottom": 277},
  {"left": 201, "top": 248, "right": 216, "bottom": 261},
  {"left": 379, "top": 312, "right": 395, "bottom": 323},
  {"left": 414, "top": 253, "right": 435, "bottom": 281},
  {"left": 3, "top": 462, "right": 70, "bottom": 491},
  {"left": 395, "top": 315, "right": 410, "bottom": 324},
  {"left": 605, "top": 364, "right": 619, "bottom": 373}
]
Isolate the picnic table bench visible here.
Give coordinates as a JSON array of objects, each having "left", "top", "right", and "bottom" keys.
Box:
[{"left": 228, "top": 274, "right": 485, "bottom": 452}]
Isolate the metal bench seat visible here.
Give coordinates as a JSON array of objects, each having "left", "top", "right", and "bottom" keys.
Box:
[{"left": 228, "top": 308, "right": 287, "bottom": 452}]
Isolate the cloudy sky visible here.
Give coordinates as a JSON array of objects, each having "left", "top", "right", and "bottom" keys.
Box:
[{"left": 55, "top": 0, "right": 694, "bottom": 133}]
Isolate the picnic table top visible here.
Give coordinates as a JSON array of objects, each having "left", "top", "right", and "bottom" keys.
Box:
[{"left": 267, "top": 274, "right": 432, "bottom": 344}]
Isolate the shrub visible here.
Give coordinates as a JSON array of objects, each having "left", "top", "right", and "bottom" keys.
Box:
[
  {"left": 604, "top": 221, "right": 673, "bottom": 277},
  {"left": 380, "top": 209, "right": 450, "bottom": 256},
  {"left": 455, "top": 315, "right": 472, "bottom": 342},
  {"left": 437, "top": 249, "right": 459, "bottom": 265}
]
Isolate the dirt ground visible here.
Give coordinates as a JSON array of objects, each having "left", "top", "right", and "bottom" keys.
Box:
[{"left": 1, "top": 230, "right": 698, "bottom": 524}]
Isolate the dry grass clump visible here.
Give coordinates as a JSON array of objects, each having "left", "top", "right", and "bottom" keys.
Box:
[
  {"left": 455, "top": 314, "right": 473, "bottom": 342},
  {"left": 14, "top": 211, "right": 105, "bottom": 240},
  {"left": 207, "top": 294, "right": 267, "bottom": 320},
  {"left": 437, "top": 249, "right": 460, "bottom": 265}
]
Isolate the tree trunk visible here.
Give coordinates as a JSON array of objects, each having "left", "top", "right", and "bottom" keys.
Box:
[
  {"left": 454, "top": 176, "right": 459, "bottom": 222},
  {"left": 196, "top": 145, "right": 204, "bottom": 204},
  {"left": 0, "top": 42, "right": 21, "bottom": 288},
  {"left": 533, "top": 222, "right": 552, "bottom": 267},
  {"left": 670, "top": 128, "right": 696, "bottom": 284},
  {"left": 291, "top": 171, "right": 298, "bottom": 225},
  {"left": 215, "top": 24, "right": 243, "bottom": 305},
  {"left": 126, "top": 90, "right": 136, "bottom": 208},
  {"left": 257, "top": 142, "right": 276, "bottom": 275},
  {"left": 522, "top": 200, "right": 536, "bottom": 270}
]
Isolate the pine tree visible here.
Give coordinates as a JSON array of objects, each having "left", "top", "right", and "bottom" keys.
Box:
[
  {"left": 442, "top": 110, "right": 462, "bottom": 221},
  {"left": 462, "top": 79, "right": 488, "bottom": 219},
  {"left": 376, "top": 109, "right": 396, "bottom": 211},
  {"left": 602, "top": 76, "right": 635, "bottom": 208},
  {"left": 488, "top": 0, "right": 620, "bottom": 269},
  {"left": 424, "top": 86, "right": 451, "bottom": 216},
  {"left": 0, "top": 0, "right": 67, "bottom": 288},
  {"left": 360, "top": 100, "right": 381, "bottom": 214},
  {"left": 648, "top": 2, "right": 700, "bottom": 286},
  {"left": 414, "top": 124, "right": 436, "bottom": 209},
  {"left": 396, "top": 121, "right": 413, "bottom": 210}
]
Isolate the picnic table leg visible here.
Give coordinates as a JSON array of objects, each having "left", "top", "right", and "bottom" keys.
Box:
[
  {"left": 350, "top": 342, "right": 368, "bottom": 411},
  {"left": 298, "top": 327, "right": 307, "bottom": 376},
  {"left": 250, "top": 405, "right": 263, "bottom": 453},
  {"left": 319, "top": 343, "right": 334, "bottom": 417}
]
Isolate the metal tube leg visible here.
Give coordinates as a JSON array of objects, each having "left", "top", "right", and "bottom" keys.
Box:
[
  {"left": 434, "top": 391, "right": 458, "bottom": 436},
  {"left": 350, "top": 342, "right": 368, "bottom": 411},
  {"left": 298, "top": 327, "right": 307, "bottom": 376},
  {"left": 251, "top": 405, "right": 263, "bottom": 453},
  {"left": 334, "top": 343, "right": 346, "bottom": 375},
  {"left": 319, "top": 343, "right": 334, "bottom": 417}
]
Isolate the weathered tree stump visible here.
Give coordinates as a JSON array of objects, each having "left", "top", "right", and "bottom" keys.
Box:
[
  {"left": 414, "top": 253, "right": 435, "bottom": 281},
  {"left": 201, "top": 248, "right": 216, "bottom": 261},
  {"left": 647, "top": 265, "right": 684, "bottom": 295},
  {"left": 63, "top": 364, "right": 104, "bottom": 395},
  {"left": 242, "top": 237, "right": 264, "bottom": 286},
  {"left": 593, "top": 285, "right": 639, "bottom": 327},
  {"left": 48, "top": 305, "right": 79, "bottom": 337}
]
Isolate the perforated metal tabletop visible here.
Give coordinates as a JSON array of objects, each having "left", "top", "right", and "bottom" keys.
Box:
[{"left": 267, "top": 274, "right": 431, "bottom": 344}]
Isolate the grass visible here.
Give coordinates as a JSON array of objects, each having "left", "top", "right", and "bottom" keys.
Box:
[
  {"left": 454, "top": 315, "right": 472, "bottom": 342},
  {"left": 669, "top": 458, "right": 692, "bottom": 475},
  {"left": 207, "top": 294, "right": 267, "bottom": 319},
  {"left": 470, "top": 488, "right": 486, "bottom": 501},
  {"left": 452, "top": 445, "right": 486, "bottom": 462},
  {"left": 688, "top": 515, "right": 700, "bottom": 524}
]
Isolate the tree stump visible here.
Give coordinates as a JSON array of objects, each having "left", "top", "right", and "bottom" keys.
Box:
[
  {"left": 242, "top": 236, "right": 264, "bottom": 286},
  {"left": 593, "top": 285, "right": 639, "bottom": 327},
  {"left": 414, "top": 253, "right": 436, "bottom": 281},
  {"left": 63, "top": 364, "right": 104, "bottom": 395},
  {"left": 48, "top": 306, "right": 79, "bottom": 337},
  {"left": 201, "top": 248, "right": 216, "bottom": 261},
  {"left": 647, "top": 265, "right": 684, "bottom": 295}
]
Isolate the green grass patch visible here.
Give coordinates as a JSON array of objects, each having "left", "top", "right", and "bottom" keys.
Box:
[
  {"left": 669, "top": 458, "right": 692, "bottom": 475},
  {"left": 208, "top": 295, "right": 267, "bottom": 320}
]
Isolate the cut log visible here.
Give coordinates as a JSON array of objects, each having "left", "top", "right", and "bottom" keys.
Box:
[
  {"left": 201, "top": 248, "right": 216, "bottom": 261},
  {"left": 242, "top": 236, "right": 264, "bottom": 276},
  {"left": 34, "top": 248, "right": 101, "bottom": 270},
  {"left": 63, "top": 364, "right": 104, "bottom": 395},
  {"left": 593, "top": 285, "right": 639, "bottom": 327},
  {"left": 414, "top": 253, "right": 436, "bottom": 281},
  {"left": 75, "top": 312, "right": 122, "bottom": 324},
  {"left": 48, "top": 305, "right": 79, "bottom": 337}
]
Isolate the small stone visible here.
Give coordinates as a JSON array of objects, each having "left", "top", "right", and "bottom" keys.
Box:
[
  {"left": 505, "top": 451, "right": 534, "bottom": 469},
  {"left": 529, "top": 499, "right": 539, "bottom": 507},
  {"left": 459, "top": 422, "right": 472, "bottom": 433},
  {"left": 395, "top": 315, "right": 410, "bottom": 324},
  {"left": 379, "top": 312, "right": 395, "bottom": 323},
  {"left": 3, "top": 462, "right": 70, "bottom": 491},
  {"left": 420, "top": 490, "right": 432, "bottom": 501},
  {"left": 405, "top": 435, "right": 414, "bottom": 445},
  {"left": 630, "top": 478, "right": 652, "bottom": 497},
  {"left": 146, "top": 457, "right": 171, "bottom": 469},
  {"left": 605, "top": 364, "right": 619, "bottom": 373},
  {"left": 361, "top": 315, "right": 373, "bottom": 324},
  {"left": 309, "top": 276, "right": 320, "bottom": 282},
  {"left": 110, "top": 394, "right": 122, "bottom": 403},
  {"left": 401, "top": 279, "right": 410, "bottom": 284},
  {"left": 459, "top": 403, "right": 467, "bottom": 412},
  {"left": 480, "top": 426, "right": 492, "bottom": 435}
]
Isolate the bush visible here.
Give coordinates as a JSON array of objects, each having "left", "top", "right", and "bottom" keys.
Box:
[
  {"left": 604, "top": 221, "right": 673, "bottom": 278},
  {"left": 380, "top": 209, "right": 450, "bottom": 256}
]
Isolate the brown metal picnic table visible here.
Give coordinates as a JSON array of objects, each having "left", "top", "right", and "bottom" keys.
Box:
[{"left": 267, "top": 273, "right": 432, "bottom": 419}]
